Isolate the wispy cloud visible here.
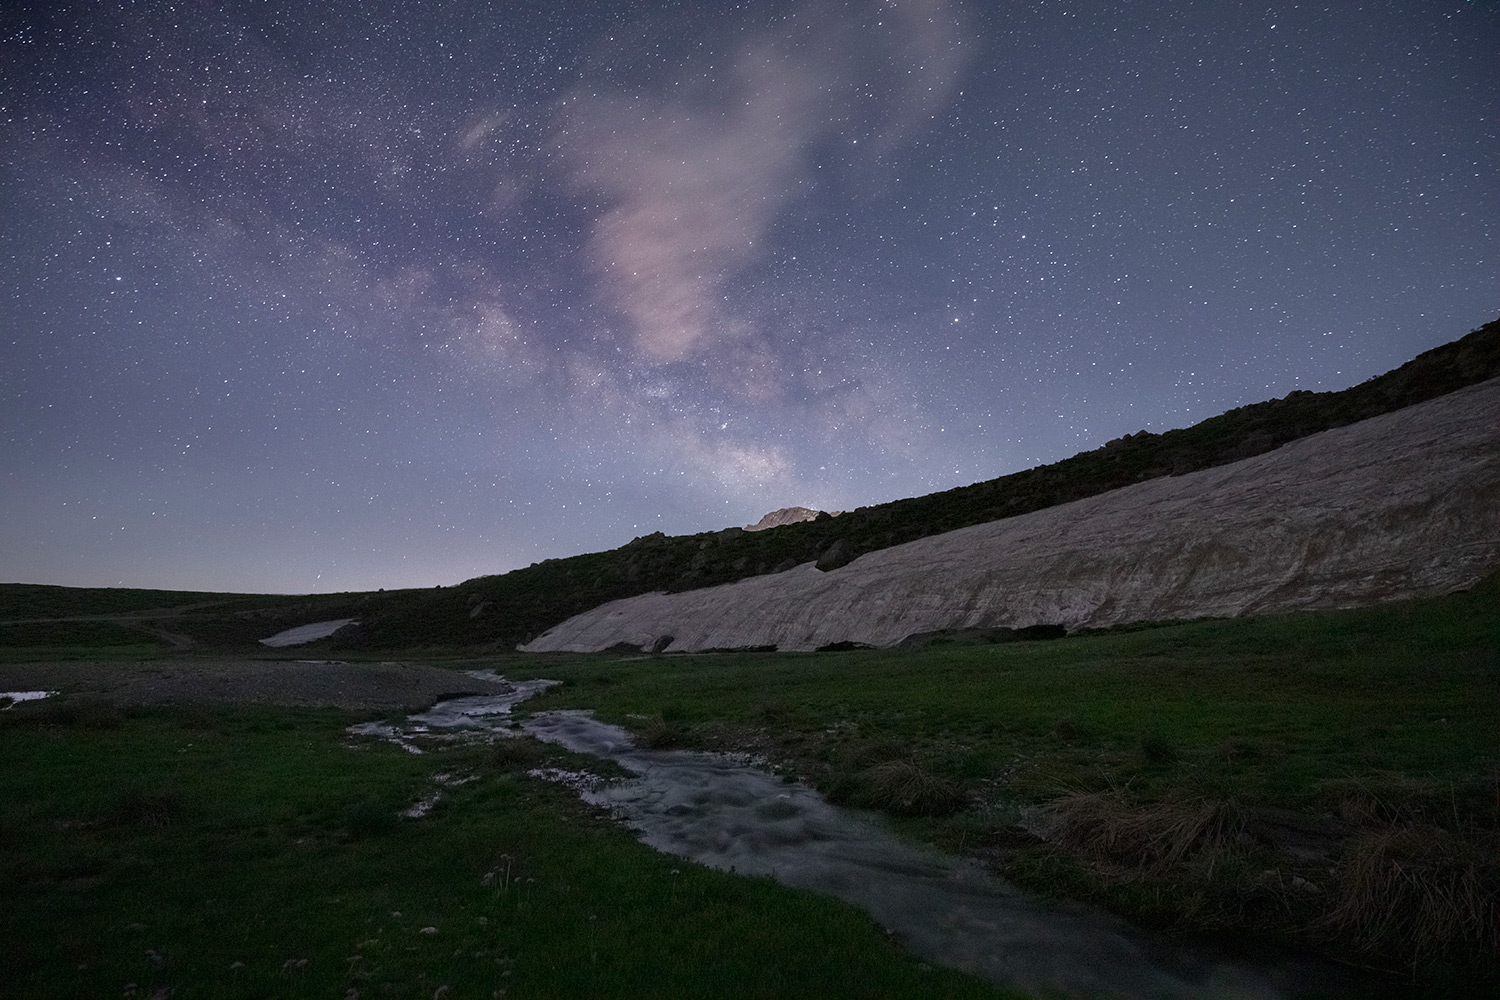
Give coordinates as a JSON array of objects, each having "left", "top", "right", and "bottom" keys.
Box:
[
  {"left": 12, "top": 0, "right": 973, "bottom": 520},
  {"left": 557, "top": 0, "right": 974, "bottom": 363}
]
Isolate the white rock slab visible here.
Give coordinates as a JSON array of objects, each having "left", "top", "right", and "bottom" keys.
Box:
[{"left": 522, "top": 377, "right": 1500, "bottom": 653}]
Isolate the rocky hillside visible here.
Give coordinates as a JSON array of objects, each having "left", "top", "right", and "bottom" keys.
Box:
[
  {"left": 521, "top": 375, "right": 1500, "bottom": 652},
  {"left": 350, "top": 317, "right": 1500, "bottom": 651}
]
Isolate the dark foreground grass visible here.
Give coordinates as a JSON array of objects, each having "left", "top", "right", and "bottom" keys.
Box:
[
  {"left": 0, "top": 702, "right": 1012, "bottom": 999},
  {"left": 496, "top": 576, "right": 1500, "bottom": 991}
]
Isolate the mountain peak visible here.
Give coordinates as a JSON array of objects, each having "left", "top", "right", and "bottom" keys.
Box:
[{"left": 745, "top": 507, "right": 834, "bottom": 531}]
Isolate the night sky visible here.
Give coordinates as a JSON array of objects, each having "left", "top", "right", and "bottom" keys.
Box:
[{"left": 4, "top": 1, "right": 1497, "bottom": 595}]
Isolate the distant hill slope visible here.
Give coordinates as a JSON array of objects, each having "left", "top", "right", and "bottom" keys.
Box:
[
  {"left": 0, "top": 584, "right": 250, "bottom": 620},
  {"left": 0, "top": 585, "right": 379, "bottom": 653},
  {"left": 353, "top": 316, "right": 1500, "bottom": 651},
  {"left": 521, "top": 375, "right": 1500, "bottom": 652}
]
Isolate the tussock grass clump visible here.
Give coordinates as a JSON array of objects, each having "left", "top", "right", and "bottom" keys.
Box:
[
  {"left": 1041, "top": 791, "right": 1249, "bottom": 873},
  {"left": 834, "top": 732, "right": 909, "bottom": 769},
  {"left": 1320, "top": 775, "right": 1494, "bottom": 830},
  {"left": 1325, "top": 825, "right": 1500, "bottom": 967},
  {"left": 861, "top": 759, "right": 966, "bottom": 816},
  {"left": 637, "top": 715, "right": 686, "bottom": 749},
  {"left": 1036, "top": 791, "right": 1500, "bottom": 975}
]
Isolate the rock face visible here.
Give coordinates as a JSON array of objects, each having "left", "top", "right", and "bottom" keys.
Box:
[
  {"left": 745, "top": 506, "right": 827, "bottom": 531},
  {"left": 522, "top": 378, "right": 1500, "bottom": 654}
]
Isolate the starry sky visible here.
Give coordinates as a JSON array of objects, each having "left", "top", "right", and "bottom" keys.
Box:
[{"left": 3, "top": 1, "right": 1497, "bottom": 595}]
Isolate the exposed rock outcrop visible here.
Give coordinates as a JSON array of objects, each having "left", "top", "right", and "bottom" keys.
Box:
[
  {"left": 746, "top": 507, "right": 832, "bottom": 531},
  {"left": 521, "top": 377, "right": 1500, "bottom": 654}
]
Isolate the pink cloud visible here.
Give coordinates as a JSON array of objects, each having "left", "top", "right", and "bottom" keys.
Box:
[{"left": 558, "top": 0, "right": 974, "bottom": 363}]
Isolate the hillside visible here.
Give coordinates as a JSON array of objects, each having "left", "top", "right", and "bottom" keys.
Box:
[
  {"left": 0, "top": 585, "right": 381, "bottom": 655},
  {"left": 354, "top": 316, "right": 1500, "bottom": 650},
  {"left": 5, "top": 316, "right": 1496, "bottom": 654},
  {"left": 522, "top": 375, "right": 1500, "bottom": 652}
]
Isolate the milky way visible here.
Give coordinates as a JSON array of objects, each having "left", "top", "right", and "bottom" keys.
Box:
[{"left": 3, "top": 1, "right": 1496, "bottom": 593}]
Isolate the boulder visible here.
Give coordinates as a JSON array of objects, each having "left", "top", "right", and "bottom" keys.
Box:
[{"left": 815, "top": 538, "right": 857, "bottom": 572}]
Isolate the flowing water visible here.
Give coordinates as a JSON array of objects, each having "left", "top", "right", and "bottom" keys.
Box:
[
  {"left": 356, "top": 677, "right": 1383, "bottom": 1000},
  {"left": 523, "top": 710, "right": 1281, "bottom": 1000}
]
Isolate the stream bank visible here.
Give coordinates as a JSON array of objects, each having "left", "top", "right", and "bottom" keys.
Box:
[{"left": 359, "top": 677, "right": 1399, "bottom": 1000}]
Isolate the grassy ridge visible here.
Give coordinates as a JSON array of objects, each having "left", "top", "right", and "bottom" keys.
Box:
[
  {"left": 0, "top": 584, "right": 254, "bottom": 620},
  {"left": 356, "top": 315, "right": 1500, "bottom": 650},
  {"left": 0, "top": 585, "right": 392, "bottom": 657}
]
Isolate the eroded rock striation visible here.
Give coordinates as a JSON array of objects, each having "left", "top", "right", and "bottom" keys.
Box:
[{"left": 522, "top": 378, "right": 1500, "bottom": 653}]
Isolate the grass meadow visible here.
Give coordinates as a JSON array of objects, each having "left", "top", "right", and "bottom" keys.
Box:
[
  {"left": 2, "top": 574, "right": 1496, "bottom": 997},
  {"left": 498, "top": 575, "right": 1499, "bottom": 994},
  {"left": 1, "top": 701, "right": 1009, "bottom": 999}
]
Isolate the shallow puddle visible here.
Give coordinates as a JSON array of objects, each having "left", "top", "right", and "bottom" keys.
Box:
[{"left": 356, "top": 679, "right": 1381, "bottom": 1000}]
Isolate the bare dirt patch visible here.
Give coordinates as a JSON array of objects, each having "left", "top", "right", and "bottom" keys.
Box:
[{"left": 0, "top": 657, "right": 507, "bottom": 711}]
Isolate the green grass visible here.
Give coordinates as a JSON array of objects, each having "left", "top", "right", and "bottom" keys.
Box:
[
  {"left": 0, "top": 620, "right": 169, "bottom": 662},
  {"left": 0, "top": 701, "right": 1012, "bottom": 999},
  {"left": 508, "top": 580, "right": 1498, "bottom": 815},
  {"left": 0, "top": 643, "right": 167, "bottom": 663},
  {"left": 4, "top": 579, "right": 1496, "bottom": 995},
  {"left": 488, "top": 577, "right": 1499, "bottom": 986}
]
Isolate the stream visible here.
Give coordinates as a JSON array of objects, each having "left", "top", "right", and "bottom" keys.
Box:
[{"left": 355, "top": 675, "right": 1380, "bottom": 1000}]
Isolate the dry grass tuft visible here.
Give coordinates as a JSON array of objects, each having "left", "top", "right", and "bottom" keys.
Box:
[
  {"left": 861, "top": 759, "right": 965, "bottom": 816},
  {"left": 636, "top": 715, "right": 686, "bottom": 749},
  {"left": 1324, "top": 824, "right": 1499, "bottom": 966},
  {"left": 1321, "top": 775, "right": 1442, "bottom": 827},
  {"left": 1041, "top": 790, "right": 1249, "bottom": 873}
]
